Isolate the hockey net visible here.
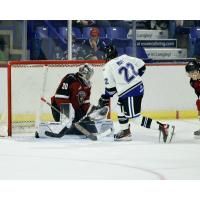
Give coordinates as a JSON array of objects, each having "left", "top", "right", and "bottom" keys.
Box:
[{"left": 0, "top": 60, "right": 106, "bottom": 137}]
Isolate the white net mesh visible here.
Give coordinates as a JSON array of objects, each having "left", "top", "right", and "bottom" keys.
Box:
[{"left": 1, "top": 61, "right": 105, "bottom": 136}]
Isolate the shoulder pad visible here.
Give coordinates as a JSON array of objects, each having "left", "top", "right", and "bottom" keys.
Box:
[{"left": 64, "top": 73, "right": 77, "bottom": 84}]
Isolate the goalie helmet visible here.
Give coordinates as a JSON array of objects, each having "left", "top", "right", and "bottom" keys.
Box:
[
  {"left": 104, "top": 45, "right": 118, "bottom": 61},
  {"left": 78, "top": 63, "right": 94, "bottom": 86},
  {"left": 185, "top": 60, "right": 200, "bottom": 73}
]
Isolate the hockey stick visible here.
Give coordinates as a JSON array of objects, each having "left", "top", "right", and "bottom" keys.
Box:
[{"left": 40, "top": 97, "right": 65, "bottom": 116}]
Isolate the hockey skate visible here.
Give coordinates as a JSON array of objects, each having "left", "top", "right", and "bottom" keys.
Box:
[
  {"left": 35, "top": 131, "right": 40, "bottom": 138},
  {"left": 194, "top": 129, "right": 200, "bottom": 138},
  {"left": 114, "top": 126, "right": 132, "bottom": 141},
  {"left": 159, "top": 124, "right": 175, "bottom": 143}
]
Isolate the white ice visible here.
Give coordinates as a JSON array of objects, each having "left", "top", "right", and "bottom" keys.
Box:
[{"left": 0, "top": 119, "right": 200, "bottom": 180}]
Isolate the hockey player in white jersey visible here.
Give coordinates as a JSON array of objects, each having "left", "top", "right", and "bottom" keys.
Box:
[{"left": 98, "top": 45, "right": 175, "bottom": 142}]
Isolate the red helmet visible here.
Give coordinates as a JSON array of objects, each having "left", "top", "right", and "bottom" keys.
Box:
[{"left": 90, "top": 28, "right": 100, "bottom": 37}]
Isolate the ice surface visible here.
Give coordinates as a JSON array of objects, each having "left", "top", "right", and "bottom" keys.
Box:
[{"left": 0, "top": 119, "right": 200, "bottom": 180}]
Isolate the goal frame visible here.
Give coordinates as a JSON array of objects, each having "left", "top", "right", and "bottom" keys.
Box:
[{"left": 7, "top": 60, "right": 106, "bottom": 137}]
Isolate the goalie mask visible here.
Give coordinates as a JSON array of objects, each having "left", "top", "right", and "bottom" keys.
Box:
[
  {"left": 78, "top": 63, "right": 94, "bottom": 86},
  {"left": 185, "top": 60, "right": 200, "bottom": 80}
]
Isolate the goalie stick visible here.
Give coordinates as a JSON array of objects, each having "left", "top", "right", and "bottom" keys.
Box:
[{"left": 40, "top": 97, "right": 66, "bottom": 116}]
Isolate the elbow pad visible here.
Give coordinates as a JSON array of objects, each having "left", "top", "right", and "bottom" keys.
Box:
[
  {"left": 196, "top": 99, "right": 200, "bottom": 111},
  {"left": 138, "top": 65, "right": 146, "bottom": 76}
]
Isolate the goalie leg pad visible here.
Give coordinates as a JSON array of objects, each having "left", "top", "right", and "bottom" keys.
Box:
[
  {"left": 63, "top": 124, "right": 88, "bottom": 135},
  {"left": 95, "top": 119, "right": 114, "bottom": 134},
  {"left": 78, "top": 116, "right": 114, "bottom": 134},
  {"left": 72, "top": 118, "right": 114, "bottom": 140},
  {"left": 65, "top": 118, "right": 99, "bottom": 140},
  {"left": 35, "top": 122, "right": 65, "bottom": 138},
  {"left": 60, "top": 103, "right": 74, "bottom": 124}
]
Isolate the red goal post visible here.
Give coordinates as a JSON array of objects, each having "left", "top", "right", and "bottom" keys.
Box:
[{"left": 6, "top": 60, "right": 106, "bottom": 137}]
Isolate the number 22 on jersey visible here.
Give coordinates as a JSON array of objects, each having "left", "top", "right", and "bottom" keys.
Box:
[{"left": 118, "top": 62, "right": 138, "bottom": 83}]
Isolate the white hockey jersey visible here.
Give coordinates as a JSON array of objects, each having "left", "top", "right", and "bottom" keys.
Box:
[{"left": 103, "top": 54, "right": 145, "bottom": 98}]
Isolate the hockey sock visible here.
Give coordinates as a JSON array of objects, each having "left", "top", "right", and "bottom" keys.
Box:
[
  {"left": 118, "top": 116, "right": 129, "bottom": 130},
  {"left": 132, "top": 116, "right": 160, "bottom": 130}
]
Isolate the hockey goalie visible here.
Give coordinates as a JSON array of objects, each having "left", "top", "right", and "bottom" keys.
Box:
[
  {"left": 35, "top": 104, "right": 114, "bottom": 140},
  {"left": 35, "top": 63, "right": 113, "bottom": 140}
]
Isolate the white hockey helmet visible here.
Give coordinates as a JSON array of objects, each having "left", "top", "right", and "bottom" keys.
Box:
[{"left": 78, "top": 63, "right": 94, "bottom": 85}]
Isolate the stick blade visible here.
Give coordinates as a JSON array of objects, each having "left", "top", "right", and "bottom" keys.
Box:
[{"left": 74, "top": 123, "right": 97, "bottom": 141}]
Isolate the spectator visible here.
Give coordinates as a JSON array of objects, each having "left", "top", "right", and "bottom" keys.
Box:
[{"left": 77, "top": 27, "right": 106, "bottom": 60}]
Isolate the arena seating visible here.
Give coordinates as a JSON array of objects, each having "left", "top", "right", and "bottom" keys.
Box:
[
  {"left": 2, "top": 20, "right": 200, "bottom": 61},
  {"left": 35, "top": 27, "right": 48, "bottom": 39},
  {"left": 188, "top": 27, "right": 200, "bottom": 57},
  {"left": 58, "top": 27, "right": 82, "bottom": 40},
  {"left": 27, "top": 20, "right": 200, "bottom": 60},
  {"left": 33, "top": 25, "right": 168, "bottom": 60},
  {"left": 106, "top": 27, "right": 128, "bottom": 39}
]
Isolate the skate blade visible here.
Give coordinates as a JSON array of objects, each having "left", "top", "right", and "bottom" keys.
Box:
[
  {"left": 114, "top": 135, "right": 132, "bottom": 141},
  {"left": 166, "top": 125, "right": 175, "bottom": 143},
  {"left": 159, "top": 126, "right": 175, "bottom": 143}
]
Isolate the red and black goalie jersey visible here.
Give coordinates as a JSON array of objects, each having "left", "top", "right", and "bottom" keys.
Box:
[
  {"left": 190, "top": 78, "right": 200, "bottom": 98},
  {"left": 51, "top": 73, "right": 91, "bottom": 122}
]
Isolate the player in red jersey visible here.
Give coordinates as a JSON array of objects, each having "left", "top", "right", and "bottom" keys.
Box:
[
  {"left": 51, "top": 63, "right": 94, "bottom": 123},
  {"left": 185, "top": 60, "right": 200, "bottom": 137},
  {"left": 35, "top": 63, "right": 95, "bottom": 138},
  {"left": 36, "top": 63, "right": 114, "bottom": 139}
]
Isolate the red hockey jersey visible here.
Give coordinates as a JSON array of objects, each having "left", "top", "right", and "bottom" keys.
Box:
[{"left": 51, "top": 73, "right": 91, "bottom": 121}]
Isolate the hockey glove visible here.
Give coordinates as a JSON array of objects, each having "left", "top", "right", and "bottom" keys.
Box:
[{"left": 98, "top": 95, "right": 110, "bottom": 108}]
